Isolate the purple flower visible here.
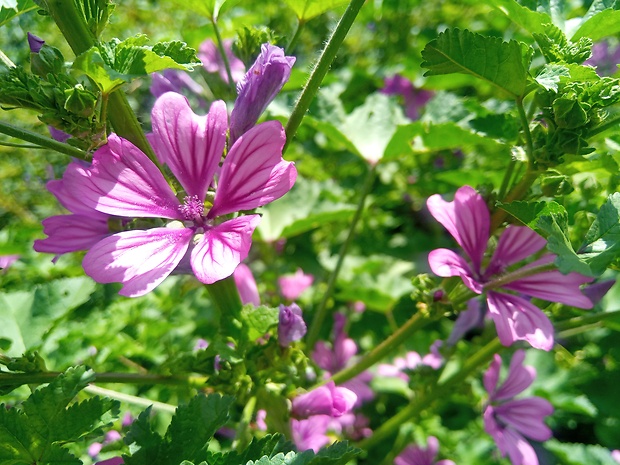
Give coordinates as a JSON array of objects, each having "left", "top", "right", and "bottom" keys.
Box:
[
  {"left": 198, "top": 38, "right": 246, "bottom": 84},
  {"left": 27, "top": 32, "right": 45, "bottom": 53},
  {"left": 612, "top": 450, "right": 620, "bottom": 463},
  {"left": 291, "top": 415, "right": 332, "bottom": 452},
  {"left": 0, "top": 254, "right": 20, "bottom": 271},
  {"left": 229, "top": 44, "right": 296, "bottom": 144},
  {"left": 377, "top": 341, "right": 444, "bottom": 381},
  {"left": 427, "top": 185, "right": 593, "bottom": 351},
  {"left": 36, "top": 92, "right": 296, "bottom": 296},
  {"left": 233, "top": 263, "right": 260, "bottom": 306},
  {"left": 279, "top": 268, "right": 314, "bottom": 300},
  {"left": 48, "top": 126, "right": 71, "bottom": 143},
  {"left": 394, "top": 437, "right": 456, "bottom": 465},
  {"left": 150, "top": 69, "right": 205, "bottom": 100},
  {"left": 292, "top": 381, "right": 357, "bottom": 418},
  {"left": 95, "top": 459, "right": 123, "bottom": 465},
  {"left": 584, "top": 41, "right": 620, "bottom": 76},
  {"left": 381, "top": 74, "right": 433, "bottom": 120},
  {"left": 278, "top": 303, "right": 307, "bottom": 347},
  {"left": 484, "top": 350, "right": 553, "bottom": 465}
]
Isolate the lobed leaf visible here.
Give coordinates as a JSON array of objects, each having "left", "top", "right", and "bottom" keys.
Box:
[
  {"left": 0, "top": 0, "right": 36, "bottom": 28},
  {"left": 283, "top": 0, "right": 348, "bottom": 21},
  {"left": 578, "top": 193, "right": 620, "bottom": 275}
]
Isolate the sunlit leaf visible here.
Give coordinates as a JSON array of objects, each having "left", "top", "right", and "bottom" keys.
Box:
[{"left": 283, "top": 0, "right": 348, "bottom": 21}]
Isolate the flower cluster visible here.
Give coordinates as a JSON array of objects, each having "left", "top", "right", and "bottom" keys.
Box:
[
  {"left": 394, "top": 436, "right": 455, "bottom": 465},
  {"left": 427, "top": 185, "right": 593, "bottom": 350}
]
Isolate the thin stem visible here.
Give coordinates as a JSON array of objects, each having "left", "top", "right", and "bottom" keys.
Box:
[
  {"left": 286, "top": 19, "right": 305, "bottom": 54},
  {"left": 84, "top": 385, "right": 177, "bottom": 414},
  {"left": 0, "top": 120, "right": 90, "bottom": 161},
  {"left": 328, "top": 311, "right": 429, "bottom": 387},
  {"left": 284, "top": 0, "right": 366, "bottom": 151},
  {"left": 0, "top": 371, "right": 206, "bottom": 387},
  {"left": 0, "top": 49, "right": 15, "bottom": 68},
  {"left": 306, "top": 164, "right": 376, "bottom": 349},
  {"left": 516, "top": 96, "right": 534, "bottom": 164},
  {"left": 233, "top": 395, "right": 257, "bottom": 451},
  {"left": 44, "top": 0, "right": 158, "bottom": 167},
  {"left": 498, "top": 158, "right": 516, "bottom": 200},
  {"left": 490, "top": 169, "right": 540, "bottom": 232},
  {"left": 212, "top": 19, "right": 236, "bottom": 93},
  {"left": 555, "top": 309, "right": 620, "bottom": 332},
  {"left": 358, "top": 338, "right": 502, "bottom": 452}
]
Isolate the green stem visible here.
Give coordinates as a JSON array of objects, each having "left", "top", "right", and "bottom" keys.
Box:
[
  {"left": 328, "top": 311, "right": 430, "bottom": 386},
  {"left": 44, "top": 0, "right": 158, "bottom": 167},
  {"left": 306, "top": 164, "right": 376, "bottom": 349},
  {"left": 211, "top": 19, "right": 236, "bottom": 93},
  {"left": 358, "top": 338, "right": 502, "bottom": 452},
  {"left": 286, "top": 19, "right": 305, "bottom": 54},
  {"left": 283, "top": 0, "right": 366, "bottom": 151},
  {"left": 490, "top": 169, "right": 540, "bottom": 232},
  {"left": 84, "top": 385, "right": 177, "bottom": 414},
  {"left": 498, "top": 159, "right": 516, "bottom": 200},
  {"left": 0, "top": 371, "right": 206, "bottom": 387},
  {"left": 589, "top": 114, "right": 620, "bottom": 137},
  {"left": 206, "top": 275, "right": 244, "bottom": 338},
  {"left": 233, "top": 395, "right": 257, "bottom": 451},
  {"left": 555, "top": 309, "right": 620, "bottom": 332},
  {"left": 0, "top": 120, "right": 90, "bottom": 161},
  {"left": 0, "top": 49, "right": 15, "bottom": 68},
  {"left": 516, "top": 96, "right": 534, "bottom": 164}
]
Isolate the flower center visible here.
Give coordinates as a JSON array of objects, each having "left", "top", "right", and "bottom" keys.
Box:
[{"left": 179, "top": 195, "right": 205, "bottom": 223}]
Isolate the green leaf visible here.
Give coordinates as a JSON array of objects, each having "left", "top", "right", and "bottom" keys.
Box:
[
  {"left": 421, "top": 28, "right": 531, "bottom": 98},
  {"left": 0, "top": 0, "right": 36, "bottom": 28},
  {"left": 75, "top": 0, "right": 115, "bottom": 38},
  {"left": 123, "top": 407, "right": 163, "bottom": 465},
  {"left": 571, "top": 5, "right": 620, "bottom": 41},
  {"left": 489, "top": 0, "right": 552, "bottom": 36},
  {"left": 283, "top": 0, "right": 348, "bottom": 20},
  {"left": 0, "top": 277, "right": 96, "bottom": 355},
  {"left": 74, "top": 35, "right": 199, "bottom": 94},
  {"left": 578, "top": 193, "right": 620, "bottom": 275},
  {"left": 533, "top": 24, "right": 593, "bottom": 64},
  {"left": 240, "top": 305, "right": 280, "bottom": 342},
  {"left": 545, "top": 439, "right": 620, "bottom": 465}
]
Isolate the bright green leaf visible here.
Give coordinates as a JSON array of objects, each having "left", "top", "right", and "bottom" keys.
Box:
[
  {"left": 283, "top": 0, "right": 348, "bottom": 21},
  {"left": 240, "top": 305, "right": 279, "bottom": 342},
  {"left": 421, "top": 28, "right": 531, "bottom": 98},
  {"left": 546, "top": 439, "right": 620, "bottom": 465},
  {"left": 578, "top": 193, "right": 620, "bottom": 275},
  {"left": 571, "top": 4, "right": 620, "bottom": 41},
  {"left": 489, "top": 0, "right": 552, "bottom": 36},
  {"left": 0, "top": 0, "right": 36, "bottom": 28}
]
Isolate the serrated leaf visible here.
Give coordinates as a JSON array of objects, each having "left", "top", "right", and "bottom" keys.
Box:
[
  {"left": 283, "top": 0, "right": 348, "bottom": 20},
  {"left": 578, "top": 193, "right": 620, "bottom": 275},
  {"left": 0, "top": 407, "right": 40, "bottom": 463},
  {"left": 59, "top": 396, "right": 120, "bottom": 442},
  {"left": 421, "top": 28, "right": 531, "bottom": 97},
  {"left": 545, "top": 439, "right": 620, "bottom": 465},
  {"left": 490, "top": 0, "right": 551, "bottom": 36},
  {"left": 123, "top": 407, "right": 163, "bottom": 465},
  {"left": 240, "top": 305, "right": 280, "bottom": 342},
  {"left": 0, "top": 0, "right": 36, "bottom": 28}
]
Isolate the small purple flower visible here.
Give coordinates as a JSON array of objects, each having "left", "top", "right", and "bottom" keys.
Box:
[
  {"left": 292, "top": 381, "right": 357, "bottom": 419},
  {"left": 0, "top": 254, "right": 20, "bottom": 271},
  {"left": 95, "top": 459, "right": 124, "bottom": 465},
  {"left": 377, "top": 341, "right": 444, "bottom": 380},
  {"left": 233, "top": 263, "right": 260, "bottom": 306},
  {"left": 279, "top": 268, "right": 314, "bottom": 300},
  {"left": 229, "top": 44, "right": 296, "bottom": 144},
  {"left": 48, "top": 126, "right": 71, "bottom": 143},
  {"left": 35, "top": 92, "right": 296, "bottom": 296},
  {"left": 484, "top": 350, "right": 553, "bottom": 465},
  {"left": 394, "top": 437, "right": 455, "bottom": 465},
  {"left": 291, "top": 414, "right": 332, "bottom": 452},
  {"left": 381, "top": 74, "right": 433, "bottom": 120},
  {"left": 584, "top": 41, "right": 620, "bottom": 76},
  {"left": 582, "top": 279, "right": 616, "bottom": 306},
  {"left": 427, "top": 185, "right": 593, "bottom": 351},
  {"left": 198, "top": 38, "right": 246, "bottom": 84},
  {"left": 194, "top": 338, "right": 209, "bottom": 350},
  {"left": 150, "top": 69, "right": 205, "bottom": 100},
  {"left": 255, "top": 409, "right": 267, "bottom": 430},
  {"left": 27, "top": 32, "right": 45, "bottom": 53},
  {"left": 278, "top": 303, "right": 307, "bottom": 347},
  {"left": 612, "top": 450, "right": 620, "bottom": 463}
]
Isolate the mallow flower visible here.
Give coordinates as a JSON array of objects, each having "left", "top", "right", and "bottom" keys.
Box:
[
  {"left": 484, "top": 350, "right": 553, "bottom": 465},
  {"left": 394, "top": 437, "right": 455, "bottom": 465},
  {"left": 291, "top": 381, "right": 357, "bottom": 419},
  {"left": 198, "top": 38, "right": 246, "bottom": 84},
  {"left": 36, "top": 92, "right": 296, "bottom": 296},
  {"left": 233, "top": 263, "right": 260, "bottom": 306},
  {"left": 278, "top": 303, "right": 307, "bottom": 347},
  {"left": 427, "top": 185, "right": 593, "bottom": 351},
  {"left": 279, "top": 268, "right": 314, "bottom": 300}
]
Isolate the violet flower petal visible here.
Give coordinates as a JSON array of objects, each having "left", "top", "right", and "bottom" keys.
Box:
[
  {"left": 484, "top": 354, "right": 502, "bottom": 397},
  {"left": 427, "top": 185, "right": 490, "bottom": 272},
  {"left": 198, "top": 38, "right": 245, "bottom": 84},
  {"left": 279, "top": 268, "right": 314, "bottom": 300},
  {"left": 487, "top": 292, "right": 554, "bottom": 351},
  {"left": 210, "top": 120, "right": 296, "bottom": 218},
  {"left": 27, "top": 32, "right": 45, "bottom": 53},
  {"left": 233, "top": 263, "right": 260, "bottom": 306},
  {"left": 190, "top": 215, "right": 261, "bottom": 284},
  {"left": 83, "top": 227, "right": 193, "bottom": 297},
  {"left": 428, "top": 248, "right": 482, "bottom": 293},
  {"left": 34, "top": 214, "right": 109, "bottom": 254},
  {"left": 487, "top": 226, "right": 547, "bottom": 275},
  {"left": 493, "top": 350, "right": 536, "bottom": 402},
  {"left": 151, "top": 93, "right": 227, "bottom": 200},
  {"left": 64, "top": 135, "right": 181, "bottom": 219},
  {"left": 494, "top": 397, "right": 553, "bottom": 442},
  {"left": 291, "top": 415, "right": 332, "bottom": 452},
  {"left": 278, "top": 303, "right": 307, "bottom": 347}
]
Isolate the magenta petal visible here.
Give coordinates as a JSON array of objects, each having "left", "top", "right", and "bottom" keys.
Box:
[
  {"left": 34, "top": 214, "right": 109, "bottom": 254},
  {"left": 64, "top": 135, "right": 181, "bottom": 219},
  {"left": 484, "top": 354, "right": 502, "bottom": 398},
  {"left": 233, "top": 263, "right": 260, "bottom": 306},
  {"left": 495, "top": 398, "right": 553, "bottom": 442},
  {"left": 428, "top": 248, "right": 482, "bottom": 293},
  {"left": 151, "top": 93, "right": 227, "bottom": 200},
  {"left": 83, "top": 227, "right": 193, "bottom": 297},
  {"left": 47, "top": 175, "right": 107, "bottom": 218},
  {"left": 427, "top": 186, "right": 490, "bottom": 272},
  {"left": 209, "top": 121, "right": 296, "bottom": 217},
  {"left": 487, "top": 292, "right": 554, "bottom": 351},
  {"left": 190, "top": 215, "right": 261, "bottom": 284},
  {"left": 493, "top": 350, "right": 536, "bottom": 402},
  {"left": 502, "top": 426, "right": 540, "bottom": 465},
  {"left": 487, "top": 226, "right": 547, "bottom": 274}
]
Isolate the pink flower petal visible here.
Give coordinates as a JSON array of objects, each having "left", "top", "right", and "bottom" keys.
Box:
[
  {"left": 495, "top": 398, "right": 553, "bottom": 442},
  {"left": 484, "top": 354, "right": 503, "bottom": 397},
  {"left": 64, "top": 135, "right": 181, "bottom": 219},
  {"left": 487, "top": 226, "right": 547, "bottom": 275},
  {"left": 190, "top": 215, "right": 261, "bottom": 284},
  {"left": 501, "top": 426, "right": 540, "bottom": 465},
  {"left": 151, "top": 93, "right": 227, "bottom": 200},
  {"left": 34, "top": 214, "right": 109, "bottom": 255},
  {"left": 427, "top": 186, "right": 489, "bottom": 272},
  {"left": 83, "top": 227, "right": 193, "bottom": 297},
  {"left": 47, "top": 175, "right": 107, "bottom": 218},
  {"left": 487, "top": 292, "right": 554, "bottom": 351},
  {"left": 209, "top": 121, "right": 296, "bottom": 217},
  {"left": 493, "top": 350, "right": 536, "bottom": 402},
  {"left": 428, "top": 248, "right": 482, "bottom": 293},
  {"left": 233, "top": 263, "right": 260, "bottom": 306}
]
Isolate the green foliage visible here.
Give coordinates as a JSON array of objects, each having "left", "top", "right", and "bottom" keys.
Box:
[
  {"left": 283, "top": 0, "right": 348, "bottom": 21},
  {"left": 533, "top": 24, "right": 592, "bottom": 64},
  {"left": 579, "top": 193, "right": 620, "bottom": 274},
  {"left": 0, "top": 0, "right": 36, "bottom": 28},
  {"left": 571, "top": 1, "right": 620, "bottom": 41},
  {"left": 421, "top": 28, "right": 532, "bottom": 98},
  {"left": 0, "top": 366, "right": 119, "bottom": 465},
  {"left": 489, "top": 0, "right": 551, "bottom": 36},
  {"left": 545, "top": 439, "right": 620, "bottom": 465},
  {"left": 239, "top": 305, "right": 280, "bottom": 342},
  {"left": 74, "top": 0, "right": 115, "bottom": 38}
]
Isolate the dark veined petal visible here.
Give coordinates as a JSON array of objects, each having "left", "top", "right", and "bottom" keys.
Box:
[
  {"left": 209, "top": 121, "right": 296, "bottom": 218},
  {"left": 428, "top": 248, "right": 482, "bottom": 293},
  {"left": 487, "top": 225, "right": 547, "bottom": 275},
  {"left": 495, "top": 398, "right": 553, "bottom": 442},
  {"left": 151, "top": 92, "right": 227, "bottom": 200},
  {"left": 190, "top": 215, "right": 261, "bottom": 284},
  {"left": 83, "top": 227, "right": 193, "bottom": 297},
  {"left": 34, "top": 214, "right": 109, "bottom": 255},
  {"left": 493, "top": 350, "right": 536, "bottom": 402}
]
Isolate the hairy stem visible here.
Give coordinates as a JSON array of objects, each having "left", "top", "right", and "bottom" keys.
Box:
[
  {"left": 0, "top": 120, "right": 90, "bottom": 160},
  {"left": 306, "top": 164, "right": 376, "bottom": 349},
  {"left": 284, "top": 0, "right": 366, "bottom": 151},
  {"left": 84, "top": 385, "right": 177, "bottom": 414},
  {"left": 0, "top": 371, "right": 206, "bottom": 387},
  {"left": 212, "top": 18, "right": 237, "bottom": 93}
]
